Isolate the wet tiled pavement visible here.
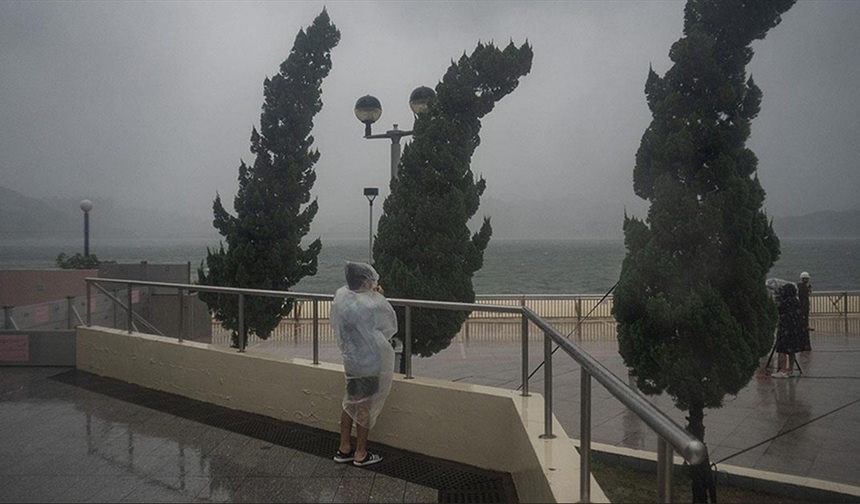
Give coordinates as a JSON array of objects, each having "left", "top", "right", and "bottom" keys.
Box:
[
  {"left": 0, "top": 367, "right": 515, "bottom": 503},
  {"left": 252, "top": 315, "right": 860, "bottom": 489}
]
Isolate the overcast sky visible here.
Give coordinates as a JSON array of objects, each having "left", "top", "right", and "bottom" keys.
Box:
[{"left": 1, "top": 1, "right": 858, "bottom": 240}]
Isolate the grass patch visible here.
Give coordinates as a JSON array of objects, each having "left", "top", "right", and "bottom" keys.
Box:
[{"left": 590, "top": 459, "right": 811, "bottom": 503}]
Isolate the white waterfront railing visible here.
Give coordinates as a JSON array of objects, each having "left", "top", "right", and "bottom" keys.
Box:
[
  {"left": 225, "top": 290, "right": 860, "bottom": 345},
  {"left": 265, "top": 290, "right": 860, "bottom": 322}
]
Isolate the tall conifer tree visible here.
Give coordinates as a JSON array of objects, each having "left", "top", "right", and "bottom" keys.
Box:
[
  {"left": 199, "top": 10, "right": 339, "bottom": 345},
  {"left": 373, "top": 41, "right": 532, "bottom": 358},
  {"left": 613, "top": 1, "right": 794, "bottom": 501}
]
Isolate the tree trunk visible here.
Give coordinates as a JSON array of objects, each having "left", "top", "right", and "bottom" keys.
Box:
[{"left": 687, "top": 404, "right": 717, "bottom": 503}]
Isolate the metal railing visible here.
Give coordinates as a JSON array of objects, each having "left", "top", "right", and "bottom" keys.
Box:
[{"left": 85, "top": 277, "right": 705, "bottom": 503}]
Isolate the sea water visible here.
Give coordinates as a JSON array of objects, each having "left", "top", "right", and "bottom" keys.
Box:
[{"left": 0, "top": 235, "right": 857, "bottom": 294}]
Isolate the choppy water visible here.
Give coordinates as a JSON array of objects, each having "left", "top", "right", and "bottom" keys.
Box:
[{"left": 1, "top": 235, "right": 857, "bottom": 294}]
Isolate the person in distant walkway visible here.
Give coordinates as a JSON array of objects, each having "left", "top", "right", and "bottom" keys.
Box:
[
  {"left": 797, "top": 271, "right": 812, "bottom": 352},
  {"left": 772, "top": 282, "right": 804, "bottom": 379},
  {"left": 331, "top": 261, "right": 397, "bottom": 467}
]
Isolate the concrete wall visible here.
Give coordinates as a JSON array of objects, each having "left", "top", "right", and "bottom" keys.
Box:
[
  {"left": 76, "top": 326, "right": 607, "bottom": 503},
  {"left": 1, "top": 330, "right": 75, "bottom": 366},
  {"left": 0, "top": 269, "right": 97, "bottom": 307},
  {"left": 149, "top": 293, "right": 212, "bottom": 342},
  {"left": 99, "top": 261, "right": 191, "bottom": 287}
]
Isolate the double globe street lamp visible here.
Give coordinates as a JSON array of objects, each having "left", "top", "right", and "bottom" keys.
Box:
[
  {"left": 353, "top": 86, "right": 435, "bottom": 262},
  {"left": 354, "top": 85, "right": 435, "bottom": 182}
]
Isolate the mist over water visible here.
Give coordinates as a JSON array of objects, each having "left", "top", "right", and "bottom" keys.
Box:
[{"left": 1, "top": 237, "right": 857, "bottom": 295}]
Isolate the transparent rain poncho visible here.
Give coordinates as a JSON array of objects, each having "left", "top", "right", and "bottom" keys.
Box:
[{"left": 330, "top": 262, "right": 398, "bottom": 429}]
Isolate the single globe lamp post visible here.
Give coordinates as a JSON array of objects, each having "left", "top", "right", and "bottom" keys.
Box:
[
  {"left": 363, "top": 187, "right": 379, "bottom": 263},
  {"left": 79, "top": 199, "right": 93, "bottom": 257}
]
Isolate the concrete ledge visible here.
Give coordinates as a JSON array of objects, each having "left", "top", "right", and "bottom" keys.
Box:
[
  {"left": 76, "top": 326, "right": 608, "bottom": 503},
  {"left": 572, "top": 439, "right": 860, "bottom": 503}
]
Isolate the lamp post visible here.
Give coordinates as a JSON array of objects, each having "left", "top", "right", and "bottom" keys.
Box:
[
  {"left": 355, "top": 88, "right": 435, "bottom": 376},
  {"left": 79, "top": 199, "right": 93, "bottom": 257},
  {"left": 354, "top": 86, "right": 435, "bottom": 181},
  {"left": 363, "top": 187, "right": 378, "bottom": 263}
]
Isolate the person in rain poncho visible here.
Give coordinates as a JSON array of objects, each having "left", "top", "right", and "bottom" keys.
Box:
[{"left": 331, "top": 261, "right": 397, "bottom": 467}]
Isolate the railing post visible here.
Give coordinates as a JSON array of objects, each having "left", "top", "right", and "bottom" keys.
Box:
[
  {"left": 521, "top": 299, "right": 530, "bottom": 397},
  {"left": 657, "top": 437, "right": 674, "bottom": 503},
  {"left": 177, "top": 288, "right": 184, "bottom": 343},
  {"left": 540, "top": 332, "right": 555, "bottom": 439},
  {"left": 126, "top": 284, "right": 133, "bottom": 334},
  {"left": 405, "top": 305, "right": 413, "bottom": 379},
  {"left": 2, "top": 306, "right": 11, "bottom": 330},
  {"left": 580, "top": 368, "right": 592, "bottom": 502},
  {"left": 238, "top": 294, "right": 245, "bottom": 352},
  {"left": 845, "top": 291, "right": 849, "bottom": 334},
  {"left": 86, "top": 281, "right": 91, "bottom": 326},
  {"left": 66, "top": 296, "right": 74, "bottom": 329},
  {"left": 313, "top": 299, "right": 319, "bottom": 365},
  {"left": 575, "top": 297, "right": 582, "bottom": 340}
]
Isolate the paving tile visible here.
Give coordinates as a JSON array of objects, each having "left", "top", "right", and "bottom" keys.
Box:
[
  {"left": 312, "top": 459, "right": 359, "bottom": 478},
  {"left": 292, "top": 477, "right": 343, "bottom": 503},
  {"left": 369, "top": 474, "right": 407, "bottom": 503},
  {"left": 331, "top": 475, "right": 374, "bottom": 503},
  {"left": 403, "top": 482, "right": 438, "bottom": 503},
  {"left": 74, "top": 475, "right": 144, "bottom": 503},
  {"left": 230, "top": 476, "right": 308, "bottom": 503},
  {"left": 754, "top": 452, "right": 814, "bottom": 475},
  {"left": 761, "top": 436, "right": 820, "bottom": 461},
  {"left": 191, "top": 476, "right": 247, "bottom": 503},
  {"left": 807, "top": 459, "right": 860, "bottom": 486},
  {"left": 46, "top": 475, "right": 109, "bottom": 502},
  {"left": 118, "top": 475, "right": 211, "bottom": 503},
  {"left": 0, "top": 475, "right": 79, "bottom": 503},
  {"left": 280, "top": 451, "right": 323, "bottom": 478}
]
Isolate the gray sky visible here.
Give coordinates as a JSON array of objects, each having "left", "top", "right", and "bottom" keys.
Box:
[{"left": 1, "top": 1, "right": 858, "bottom": 240}]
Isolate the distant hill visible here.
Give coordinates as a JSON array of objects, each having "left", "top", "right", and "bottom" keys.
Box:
[
  {"left": 0, "top": 185, "right": 78, "bottom": 234},
  {"left": 772, "top": 210, "right": 860, "bottom": 238},
  {"left": 3, "top": 184, "right": 857, "bottom": 240},
  {"left": 474, "top": 196, "right": 860, "bottom": 240},
  {"left": 0, "top": 185, "right": 215, "bottom": 239}
]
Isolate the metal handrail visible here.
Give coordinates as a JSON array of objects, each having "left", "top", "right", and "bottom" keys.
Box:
[
  {"left": 477, "top": 293, "right": 616, "bottom": 299},
  {"left": 523, "top": 307, "right": 706, "bottom": 457},
  {"left": 84, "top": 277, "right": 705, "bottom": 503}
]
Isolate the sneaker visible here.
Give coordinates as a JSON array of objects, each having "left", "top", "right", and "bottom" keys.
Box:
[
  {"left": 353, "top": 452, "right": 383, "bottom": 467},
  {"left": 771, "top": 371, "right": 789, "bottom": 379},
  {"left": 333, "top": 449, "right": 355, "bottom": 463}
]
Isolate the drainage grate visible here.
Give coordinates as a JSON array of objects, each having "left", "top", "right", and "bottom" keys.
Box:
[
  {"left": 52, "top": 370, "right": 518, "bottom": 503},
  {"left": 439, "top": 486, "right": 508, "bottom": 504}
]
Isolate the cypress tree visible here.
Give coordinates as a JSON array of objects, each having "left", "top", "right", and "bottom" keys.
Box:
[
  {"left": 613, "top": 1, "right": 794, "bottom": 501},
  {"left": 198, "top": 10, "right": 340, "bottom": 346},
  {"left": 373, "top": 41, "right": 533, "bottom": 358}
]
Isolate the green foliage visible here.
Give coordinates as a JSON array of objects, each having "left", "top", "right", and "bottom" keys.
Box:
[
  {"left": 616, "top": 0, "right": 793, "bottom": 412},
  {"left": 615, "top": 3, "right": 795, "bottom": 499},
  {"left": 198, "top": 10, "right": 339, "bottom": 345},
  {"left": 374, "top": 41, "right": 533, "bottom": 357},
  {"left": 56, "top": 252, "right": 99, "bottom": 269}
]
